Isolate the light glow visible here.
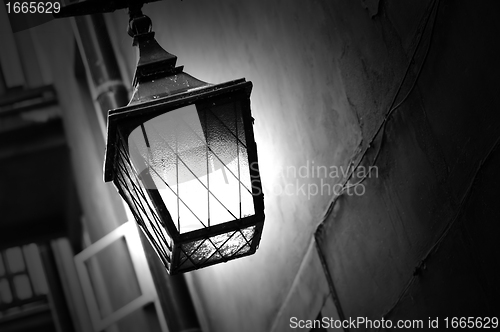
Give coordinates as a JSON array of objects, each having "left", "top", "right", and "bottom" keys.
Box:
[{"left": 128, "top": 103, "right": 255, "bottom": 235}]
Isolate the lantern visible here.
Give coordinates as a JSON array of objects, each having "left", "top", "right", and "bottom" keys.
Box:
[{"left": 103, "top": 14, "right": 265, "bottom": 274}]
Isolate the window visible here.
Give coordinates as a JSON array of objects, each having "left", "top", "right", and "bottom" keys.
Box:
[{"left": 0, "top": 244, "right": 49, "bottom": 318}]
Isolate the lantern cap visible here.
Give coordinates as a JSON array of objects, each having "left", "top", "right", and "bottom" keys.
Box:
[
  {"left": 128, "top": 13, "right": 180, "bottom": 88},
  {"left": 124, "top": 13, "right": 216, "bottom": 105}
]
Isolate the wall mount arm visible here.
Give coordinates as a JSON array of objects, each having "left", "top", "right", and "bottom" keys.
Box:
[{"left": 53, "top": 0, "right": 163, "bottom": 18}]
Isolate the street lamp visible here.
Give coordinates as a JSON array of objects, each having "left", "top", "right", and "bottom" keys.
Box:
[{"left": 100, "top": 9, "right": 265, "bottom": 274}]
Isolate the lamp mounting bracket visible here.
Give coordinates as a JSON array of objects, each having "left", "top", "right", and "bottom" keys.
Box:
[
  {"left": 53, "top": 1, "right": 180, "bottom": 88},
  {"left": 53, "top": 0, "right": 164, "bottom": 18}
]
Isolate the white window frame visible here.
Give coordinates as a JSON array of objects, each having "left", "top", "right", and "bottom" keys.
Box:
[{"left": 75, "top": 221, "right": 167, "bottom": 332}]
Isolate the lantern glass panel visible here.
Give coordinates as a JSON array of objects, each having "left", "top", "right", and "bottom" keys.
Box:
[{"left": 128, "top": 101, "right": 255, "bottom": 235}]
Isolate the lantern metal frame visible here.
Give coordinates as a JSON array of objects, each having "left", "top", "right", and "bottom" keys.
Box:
[{"left": 103, "top": 13, "right": 265, "bottom": 274}]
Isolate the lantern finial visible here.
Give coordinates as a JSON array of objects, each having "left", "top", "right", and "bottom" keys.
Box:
[{"left": 127, "top": 13, "right": 179, "bottom": 88}]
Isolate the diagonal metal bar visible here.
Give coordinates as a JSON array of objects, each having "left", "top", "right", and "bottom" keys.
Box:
[
  {"left": 166, "top": 114, "right": 253, "bottom": 196},
  {"left": 231, "top": 238, "right": 254, "bottom": 257},
  {"left": 199, "top": 230, "right": 238, "bottom": 265},
  {"left": 179, "top": 113, "right": 252, "bottom": 194},
  {"left": 206, "top": 107, "right": 247, "bottom": 149},
  {"left": 129, "top": 128, "right": 209, "bottom": 229},
  {"left": 178, "top": 239, "right": 208, "bottom": 269},
  {"left": 200, "top": 227, "right": 255, "bottom": 265},
  {"left": 136, "top": 130, "right": 176, "bottom": 252},
  {"left": 145, "top": 163, "right": 208, "bottom": 229},
  {"left": 237, "top": 227, "right": 253, "bottom": 247},
  {"left": 124, "top": 176, "right": 172, "bottom": 259},
  {"left": 117, "top": 154, "right": 172, "bottom": 257},
  {"left": 144, "top": 123, "right": 239, "bottom": 221},
  {"left": 116, "top": 169, "right": 170, "bottom": 260},
  {"left": 118, "top": 144, "right": 173, "bottom": 249},
  {"left": 119, "top": 146, "right": 165, "bottom": 228}
]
